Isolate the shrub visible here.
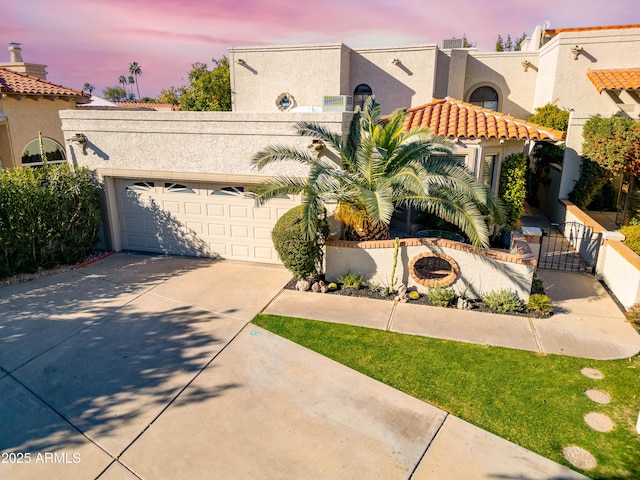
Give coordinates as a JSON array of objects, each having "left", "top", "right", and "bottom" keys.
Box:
[
  {"left": 337, "top": 271, "right": 363, "bottom": 289},
  {"left": 481, "top": 289, "right": 525, "bottom": 313},
  {"left": 527, "top": 102, "right": 570, "bottom": 132},
  {"left": 271, "top": 205, "right": 329, "bottom": 280},
  {"left": 0, "top": 164, "right": 101, "bottom": 278},
  {"left": 625, "top": 303, "right": 640, "bottom": 327},
  {"left": 531, "top": 275, "right": 545, "bottom": 295},
  {"left": 498, "top": 152, "right": 528, "bottom": 227},
  {"left": 620, "top": 225, "right": 640, "bottom": 256},
  {"left": 426, "top": 286, "right": 456, "bottom": 307},
  {"left": 527, "top": 294, "right": 554, "bottom": 316}
]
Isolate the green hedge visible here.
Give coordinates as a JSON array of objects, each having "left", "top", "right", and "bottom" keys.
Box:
[
  {"left": 620, "top": 225, "right": 640, "bottom": 256},
  {"left": 498, "top": 152, "right": 527, "bottom": 227},
  {"left": 0, "top": 164, "right": 102, "bottom": 278}
]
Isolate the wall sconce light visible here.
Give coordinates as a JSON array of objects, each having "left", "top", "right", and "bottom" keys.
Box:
[
  {"left": 67, "top": 133, "right": 88, "bottom": 155},
  {"left": 307, "top": 139, "right": 325, "bottom": 158},
  {"left": 571, "top": 45, "right": 583, "bottom": 60},
  {"left": 236, "top": 58, "right": 246, "bottom": 65},
  {"left": 522, "top": 60, "right": 532, "bottom": 72},
  {"left": 392, "top": 58, "right": 402, "bottom": 66}
]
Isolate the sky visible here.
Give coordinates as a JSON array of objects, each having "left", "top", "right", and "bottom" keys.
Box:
[{"left": 2, "top": 0, "right": 638, "bottom": 99}]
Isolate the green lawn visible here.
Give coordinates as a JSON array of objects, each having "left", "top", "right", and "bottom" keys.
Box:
[{"left": 252, "top": 314, "right": 640, "bottom": 480}]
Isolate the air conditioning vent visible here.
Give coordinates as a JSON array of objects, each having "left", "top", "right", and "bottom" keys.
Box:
[
  {"left": 442, "top": 38, "right": 464, "bottom": 49},
  {"left": 322, "top": 95, "right": 353, "bottom": 112}
]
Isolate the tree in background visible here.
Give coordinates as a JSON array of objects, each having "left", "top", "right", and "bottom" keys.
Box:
[
  {"left": 129, "top": 62, "right": 142, "bottom": 100},
  {"left": 527, "top": 102, "right": 570, "bottom": 131},
  {"left": 118, "top": 75, "right": 127, "bottom": 93},
  {"left": 158, "top": 86, "right": 181, "bottom": 106},
  {"left": 102, "top": 86, "right": 127, "bottom": 102},
  {"left": 496, "top": 33, "right": 527, "bottom": 51},
  {"left": 82, "top": 83, "right": 94, "bottom": 95},
  {"left": 178, "top": 56, "right": 231, "bottom": 111}
]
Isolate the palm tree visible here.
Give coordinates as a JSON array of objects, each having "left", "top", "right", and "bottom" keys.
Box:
[
  {"left": 129, "top": 62, "right": 142, "bottom": 100},
  {"left": 128, "top": 76, "right": 135, "bottom": 100},
  {"left": 251, "top": 97, "right": 503, "bottom": 248},
  {"left": 83, "top": 83, "right": 94, "bottom": 95}
]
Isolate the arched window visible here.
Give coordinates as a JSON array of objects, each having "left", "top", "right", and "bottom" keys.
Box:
[
  {"left": 21, "top": 137, "right": 66, "bottom": 167},
  {"left": 353, "top": 84, "right": 373, "bottom": 111},
  {"left": 469, "top": 86, "right": 499, "bottom": 111}
]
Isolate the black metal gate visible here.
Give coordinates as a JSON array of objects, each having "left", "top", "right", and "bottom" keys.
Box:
[{"left": 538, "top": 222, "right": 601, "bottom": 273}]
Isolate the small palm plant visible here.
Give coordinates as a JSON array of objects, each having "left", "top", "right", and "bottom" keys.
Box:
[{"left": 251, "top": 97, "right": 503, "bottom": 247}]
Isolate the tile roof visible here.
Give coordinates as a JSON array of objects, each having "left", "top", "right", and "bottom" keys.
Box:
[
  {"left": 114, "top": 101, "right": 179, "bottom": 111},
  {"left": 545, "top": 24, "right": 640, "bottom": 35},
  {"left": 0, "top": 67, "right": 89, "bottom": 100},
  {"left": 587, "top": 68, "right": 640, "bottom": 93},
  {"left": 402, "top": 98, "right": 566, "bottom": 141}
]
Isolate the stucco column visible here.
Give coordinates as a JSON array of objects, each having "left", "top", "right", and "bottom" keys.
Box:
[{"left": 559, "top": 112, "right": 592, "bottom": 199}]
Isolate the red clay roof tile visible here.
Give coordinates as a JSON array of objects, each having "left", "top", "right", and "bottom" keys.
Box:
[
  {"left": 0, "top": 67, "right": 88, "bottom": 100},
  {"left": 401, "top": 98, "right": 566, "bottom": 141},
  {"left": 586, "top": 68, "right": 640, "bottom": 93},
  {"left": 545, "top": 24, "right": 640, "bottom": 35}
]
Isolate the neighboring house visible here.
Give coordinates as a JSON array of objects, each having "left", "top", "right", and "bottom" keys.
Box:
[
  {"left": 0, "top": 43, "right": 89, "bottom": 169},
  {"left": 59, "top": 22, "right": 638, "bottom": 262}
]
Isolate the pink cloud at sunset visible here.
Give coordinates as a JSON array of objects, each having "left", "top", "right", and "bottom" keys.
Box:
[{"left": 2, "top": 0, "right": 638, "bottom": 98}]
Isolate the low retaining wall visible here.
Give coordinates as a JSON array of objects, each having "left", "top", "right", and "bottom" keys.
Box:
[
  {"left": 599, "top": 240, "right": 640, "bottom": 309},
  {"left": 325, "top": 234, "right": 536, "bottom": 302},
  {"left": 557, "top": 199, "right": 640, "bottom": 309}
]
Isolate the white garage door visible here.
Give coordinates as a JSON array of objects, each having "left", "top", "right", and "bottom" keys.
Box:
[{"left": 115, "top": 178, "right": 298, "bottom": 263}]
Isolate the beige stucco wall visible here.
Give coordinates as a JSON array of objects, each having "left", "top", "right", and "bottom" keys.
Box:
[
  {"left": 599, "top": 240, "right": 640, "bottom": 309},
  {"left": 464, "top": 51, "right": 539, "bottom": 119},
  {"left": 59, "top": 109, "right": 353, "bottom": 179},
  {"left": 350, "top": 44, "right": 438, "bottom": 115},
  {"left": 229, "top": 44, "right": 350, "bottom": 112},
  {"left": 534, "top": 27, "right": 640, "bottom": 113},
  {"left": 0, "top": 97, "right": 75, "bottom": 168}
]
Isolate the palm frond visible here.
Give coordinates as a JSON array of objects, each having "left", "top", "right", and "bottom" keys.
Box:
[
  {"left": 251, "top": 145, "right": 316, "bottom": 170},
  {"left": 249, "top": 176, "right": 307, "bottom": 206}
]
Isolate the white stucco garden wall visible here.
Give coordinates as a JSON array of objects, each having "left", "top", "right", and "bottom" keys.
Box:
[
  {"left": 599, "top": 240, "right": 640, "bottom": 309},
  {"left": 325, "top": 237, "right": 535, "bottom": 302}
]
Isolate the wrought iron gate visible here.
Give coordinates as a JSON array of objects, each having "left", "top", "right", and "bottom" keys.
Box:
[{"left": 538, "top": 222, "right": 601, "bottom": 273}]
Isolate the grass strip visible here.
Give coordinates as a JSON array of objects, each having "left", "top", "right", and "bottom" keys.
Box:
[{"left": 253, "top": 314, "right": 640, "bottom": 479}]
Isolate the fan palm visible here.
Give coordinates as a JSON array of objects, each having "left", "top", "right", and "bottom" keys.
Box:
[
  {"left": 251, "top": 97, "right": 503, "bottom": 248},
  {"left": 129, "top": 62, "right": 142, "bottom": 100}
]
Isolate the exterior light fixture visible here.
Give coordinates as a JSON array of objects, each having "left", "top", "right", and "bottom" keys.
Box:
[
  {"left": 67, "top": 133, "right": 88, "bottom": 155},
  {"left": 392, "top": 58, "right": 401, "bottom": 66},
  {"left": 237, "top": 59, "right": 246, "bottom": 65},
  {"left": 522, "top": 60, "right": 532, "bottom": 72},
  {"left": 571, "top": 46, "right": 583, "bottom": 60}
]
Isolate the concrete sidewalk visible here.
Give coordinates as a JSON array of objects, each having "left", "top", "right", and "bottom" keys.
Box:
[
  {"left": 1, "top": 253, "right": 630, "bottom": 479},
  {"left": 264, "top": 269, "right": 640, "bottom": 360}
]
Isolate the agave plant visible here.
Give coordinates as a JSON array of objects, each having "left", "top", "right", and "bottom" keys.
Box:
[{"left": 251, "top": 97, "right": 503, "bottom": 247}]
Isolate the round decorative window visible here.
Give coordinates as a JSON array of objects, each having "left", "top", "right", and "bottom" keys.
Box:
[
  {"left": 409, "top": 252, "right": 459, "bottom": 287},
  {"left": 276, "top": 92, "right": 296, "bottom": 111}
]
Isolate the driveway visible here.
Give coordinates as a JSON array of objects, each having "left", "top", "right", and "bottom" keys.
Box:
[{"left": 0, "top": 253, "right": 588, "bottom": 479}]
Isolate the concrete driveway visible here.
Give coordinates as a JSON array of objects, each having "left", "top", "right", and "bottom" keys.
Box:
[{"left": 0, "top": 253, "right": 588, "bottom": 479}]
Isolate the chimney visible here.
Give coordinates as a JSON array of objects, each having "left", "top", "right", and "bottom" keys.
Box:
[
  {"left": 8, "top": 42, "right": 23, "bottom": 63},
  {"left": 0, "top": 43, "right": 47, "bottom": 80}
]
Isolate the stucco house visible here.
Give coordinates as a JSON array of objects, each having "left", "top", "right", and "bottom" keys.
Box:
[
  {"left": 59, "top": 22, "right": 640, "bottom": 264},
  {"left": 0, "top": 43, "right": 89, "bottom": 169}
]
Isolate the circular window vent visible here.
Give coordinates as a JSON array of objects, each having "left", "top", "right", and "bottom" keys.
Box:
[{"left": 409, "top": 252, "right": 459, "bottom": 287}]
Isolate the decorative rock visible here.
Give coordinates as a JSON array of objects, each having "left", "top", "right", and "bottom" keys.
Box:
[
  {"left": 296, "top": 279, "right": 310, "bottom": 291},
  {"left": 457, "top": 297, "right": 465, "bottom": 309},
  {"left": 562, "top": 445, "right": 597, "bottom": 470},
  {"left": 397, "top": 283, "right": 407, "bottom": 296},
  {"left": 311, "top": 282, "right": 320, "bottom": 292},
  {"left": 584, "top": 412, "right": 615, "bottom": 432},
  {"left": 580, "top": 367, "right": 604, "bottom": 380},
  {"left": 585, "top": 389, "right": 611, "bottom": 405}
]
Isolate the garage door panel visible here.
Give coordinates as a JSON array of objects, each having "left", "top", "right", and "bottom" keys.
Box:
[
  {"left": 116, "top": 179, "right": 297, "bottom": 263},
  {"left": 207, "top": 204, "right": 225, "bottom": 217}
]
